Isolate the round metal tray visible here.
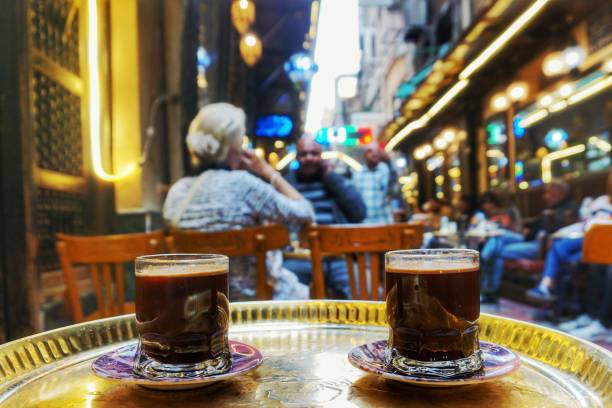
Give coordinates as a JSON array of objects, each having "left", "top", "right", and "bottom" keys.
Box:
[{"left": 0, "top": 300, "right": 610, "bottom": 407}]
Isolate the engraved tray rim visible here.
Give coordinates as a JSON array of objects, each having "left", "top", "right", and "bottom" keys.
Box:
[{"left": 0, "top": 300, "right": 610, "bottom": 405}]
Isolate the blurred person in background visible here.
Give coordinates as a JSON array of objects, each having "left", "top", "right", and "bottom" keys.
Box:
[
  {"left": 480, "top": 181, "right": 578, "bottom": 303},
  {"left": 163, "top": 103, "right": 315, "bottom": 301},
  {"left": 353, "top": 142, "right": 394, "bottom": 224},
  {"left": 283, "top": 136, "right": 366, "bottom": 298},
  {"left": 478, "top": 192, "right": 523, "bottom": 303},
  {"left": 528, "top": 173, "right": 612, "bottom": 341}
]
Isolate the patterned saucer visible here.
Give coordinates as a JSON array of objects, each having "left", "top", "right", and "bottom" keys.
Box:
[
  {"left": 92, "top": 340, "right": 262, "bottom": 390},
  {"left": 348, "top": 340, "right": 520, "bottom": 387}
]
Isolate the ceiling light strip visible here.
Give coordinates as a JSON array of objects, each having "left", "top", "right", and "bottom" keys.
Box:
[
  {"left": 460, "top": 0, "right": 552, "bottom": 80},
  {"left": 385, "top": 80, "right": 468, "bottom": 152}
]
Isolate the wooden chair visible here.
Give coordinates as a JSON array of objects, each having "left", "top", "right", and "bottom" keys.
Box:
[
  {"left": 307, "top": 223, "right": 424, "bottom": 300},
  {"left": 165, "top": 224, "right": 290, "bottom": 300},
  {"left": 56, "top": 231, "right": 165, "bottom": 323},
  {"left": 582, "top": 220, "right": 612, "bottom": 264}
]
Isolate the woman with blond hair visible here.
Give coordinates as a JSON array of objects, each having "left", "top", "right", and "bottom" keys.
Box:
[{"left": 163, "top": 103, "right": 315, "bottom": 300}]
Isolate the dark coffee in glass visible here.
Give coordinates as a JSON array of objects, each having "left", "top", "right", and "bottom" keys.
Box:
[
  {"left": 385, "top": 249, "right": 482, "bottom": 377},
  {"left": 134, "top": 254, "right": 231, "bottom": 379}
]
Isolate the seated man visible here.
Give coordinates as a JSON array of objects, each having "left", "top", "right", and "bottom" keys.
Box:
[
  {"left": 283, "top": 136, "right": 367, "bottom": 299},
  {"left": 527, "top": 192, "right": 612, "bottom": 302},
  {"left": 481, "top": 180, "right": 578, "bottom": 303}
]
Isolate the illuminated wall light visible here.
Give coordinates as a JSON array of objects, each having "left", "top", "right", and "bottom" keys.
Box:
[
  {"left": 433, "top": 137, "right": 448, "bottom": 150},
  {"left": 542, "top": 52, "right": 566, "bottom": 77},
  {"left": 274, "top": 140, "right": 285, "bottom": 149},
  {"left": 488, "top": 165, "right": 499, "bottom": 173},
  {"left": 413, "top": 148, "right": 424, "bottom": 160},
  {"left": 519, "top": 108, "right": 548, "bottom": 128},
  {"left": 436, "top": 192, "right": 445, "bottom": 199},
  {"left": 88, "top": 0, "right": 137, "bottom": 182},
  {"left": 604, "top": 59, "right": 612, "bottom": 73},
  {"left": 421, "top": 144, "right": 433, "bottom": 156},
  {"left": 395, "top": 157, "right": 407, "bottom": 168},
  {"left": 448, "top": 167, "right": 461, "bottom": 178},
  {"left": 276, "top": 152, "right": 296, "bottom": 170},
  {"left": 562, "top": 46, "right": 584, "bottom": 69},
  {"left": 452, "top": 184, "right": 462, "bottom": 192},
  {"left": 558, "top": 83, "right": 574, "bottom": 98},
  {"left": 435, "top": 175, "right": 445, "bottom": 185},
  {"left": 507, "top": 81, "right": 529, "bottom": 102},
  {"left": 486, "top": 149, "right": 505, "bottom": 159},
  {"left": 588, "top": 136, "right": 612, "bottom": 153},
  {"left": 441, "top": 128, "right": 456, "bottom": 143},
  {"left": 541, "top": 144, "right": 585, "bottom": 182},
  {"left": 490, "top": 93, "right": 510, "bottom": 111},
  {"left": 568, "top": 75, "right": 612, "bottom": 106},
  {"left": 539, "top": 94, "right": 553, "bottom": 107},
  {"left": 255, "top": 147, "right": 265, "bottom": 157},
  {"left": 460, "top": 0, "right": 552, "bottom": 80},
  {"left": 549, "top": 100, "right": 568, "bottom": 113},
  {"left": 518, "top": 181, "right": 529, "bottom": 190}
]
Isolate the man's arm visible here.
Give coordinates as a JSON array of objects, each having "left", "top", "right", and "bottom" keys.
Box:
[{"left": 323, "top": 172, "right": 366, "bottom": 223}]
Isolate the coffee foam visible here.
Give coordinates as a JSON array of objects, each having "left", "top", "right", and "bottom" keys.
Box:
[
  {"left": 137, "top": 264, "right": 227, "bottom": 277},
  {"left": 386, "top": 262, "right": 478, "bottom": 275}
]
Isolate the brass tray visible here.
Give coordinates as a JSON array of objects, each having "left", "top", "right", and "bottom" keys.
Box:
[{"left": 0, "top": 300, "right": 610, "bottom": 407}]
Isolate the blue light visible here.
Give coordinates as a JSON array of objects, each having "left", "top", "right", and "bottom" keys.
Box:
[
  {"left": 544, "top": 128, "right": 568, "bottom": 150},
  {"left": 284, "top": 52, "right": 318, "bottom": 83},
  {"left": 255, "top": 115, "right": 293, "bottom": 138},
  {"left": 289, "top": 160, "right": 300, "bottom": 170},
  {"left": 513, "top": 115, "right": 525, "bottom": 138},
  {"left": 197, "top": 46, "right": 211, "bottom": 70},
  {"left": 515, "top": 161, "right": 524, "bottom": 180}
]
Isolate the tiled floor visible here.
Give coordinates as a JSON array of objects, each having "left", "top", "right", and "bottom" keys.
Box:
[{"left": 482, "top": 298, "right": 612, "bottom": 351}]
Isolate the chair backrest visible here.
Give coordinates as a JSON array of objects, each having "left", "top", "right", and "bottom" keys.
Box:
[
  {"left": 307, "top": 223, "right": 424, "bottom": 300},
  {"left": 165, "top": 224, "right": 290, "bottom": 300},
  {"left": 582, "top": 220, "right": 612, "bottom": 264},
  {"left": 56, "top": 231, "right": 165, "bottom": 323}
]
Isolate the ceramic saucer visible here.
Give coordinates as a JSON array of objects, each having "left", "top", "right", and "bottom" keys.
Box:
[
  {"left": 92, "top": 340, "right": 262, "bottom": 390},
  {"left": 348, "top": 340, "right": 520, "bottom": 387}
]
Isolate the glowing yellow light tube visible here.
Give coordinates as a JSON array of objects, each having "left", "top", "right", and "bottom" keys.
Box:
[
  {"left": 589, "top": 136, "right": 612, "bottom": 153},
  {"left": 568, "top": 75, "right": 612, "bottom": 106},
  {"left": 519, "top": 108, "right": 548, "bottom": 128},
  {"left": 385, "top": 80, "right": 467, "bottom": 152},
  {"left": 275, "top": 152, "right": 296, "bottom": 171},
  {"left": 322, "top": 151, "right": 363, "bottom": 171},
  {"left": 541, "top": 144, "right": 585, "bottom": 183},
  {"left": 275, "top": 151, "right": 363, "bottom": 172},
  {"left": 88, "top": 0, "right": 137, "bottom": 182},
  {"left": 460, "top": 0, "right": 552, "bottom": 80},
  {"left": 426, "top": 79, "right": 469, "bottom": 117}
]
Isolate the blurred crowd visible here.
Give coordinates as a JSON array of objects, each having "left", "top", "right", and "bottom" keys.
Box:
[{"left": 164, "top": 103, "right": 612, "bottom": 342}]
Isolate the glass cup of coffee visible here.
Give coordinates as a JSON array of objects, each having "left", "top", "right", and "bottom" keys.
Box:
[
  {"left": 385, "top": 249, "right": 483, "bottom": 377},
  {"left": 134, "top": 254, "right": 231, "bottom": 379}
]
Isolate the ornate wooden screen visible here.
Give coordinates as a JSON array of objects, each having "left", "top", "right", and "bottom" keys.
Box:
[{"left": 28, "top": 0, "right": 91, "bottom": 316}]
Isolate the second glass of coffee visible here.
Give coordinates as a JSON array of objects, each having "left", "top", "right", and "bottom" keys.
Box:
[
  {"left": 134, "top": 254, "right": 231, "bottom": 379},
  {"left": 385, "top": 249, "right": 483, "bottom": 377}
]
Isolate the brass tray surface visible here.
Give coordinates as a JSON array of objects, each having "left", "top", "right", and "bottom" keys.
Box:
[{"left": 0, "top": 300, "right": 610, "bottom": 407}]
